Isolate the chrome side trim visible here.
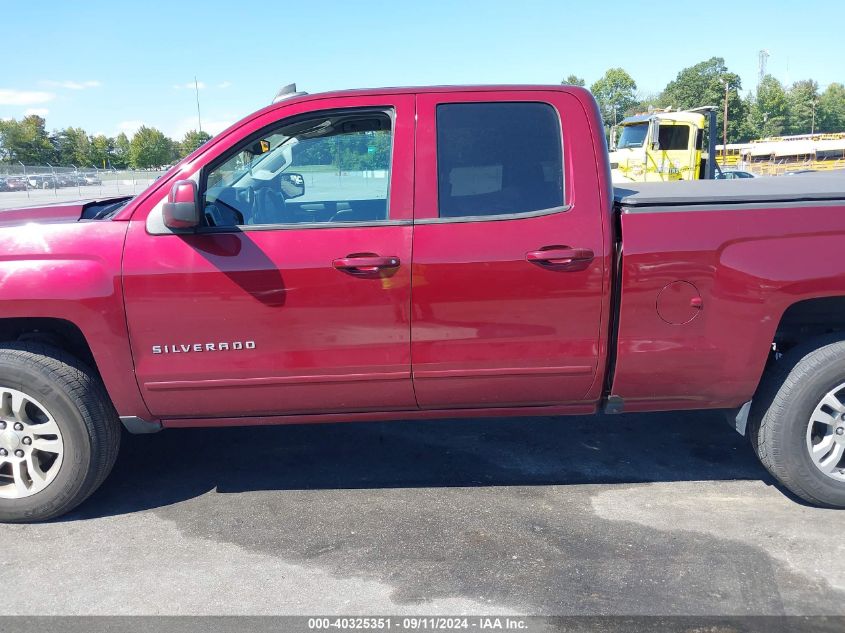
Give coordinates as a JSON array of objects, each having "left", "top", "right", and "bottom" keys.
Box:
[
  {"left": 145, "top": 371, "right": 410, "bottom": 391},
  {"left": 413, "top": 365, "right": 592, "bottom": 379}
]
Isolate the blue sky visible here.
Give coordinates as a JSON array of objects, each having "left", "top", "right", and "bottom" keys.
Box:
[{"left": 1, "top": 0, "right": 842, "bottom": 139}]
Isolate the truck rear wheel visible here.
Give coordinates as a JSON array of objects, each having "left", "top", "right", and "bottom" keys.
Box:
[
  {"left": 749, "top": 337, "right": 845, "bottom": 508},
  {"left": 0, "top": 343, "right": 120, "bottom": 522}
]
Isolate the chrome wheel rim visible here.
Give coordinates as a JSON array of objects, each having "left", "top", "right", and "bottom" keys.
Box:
[
  {"left": 806, "top": 383, "right": 845, "bottom": 482},
  {"left": 0, "top": 387, "right": 64, "bottom": 499}
]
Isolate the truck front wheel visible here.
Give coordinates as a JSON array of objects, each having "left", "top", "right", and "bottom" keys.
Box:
[
  {"left": 749, "top": 338, "right": 845, "bottom": 508},
  {"left": 0, "top": 343, "right": 120, "bottom": 522}
]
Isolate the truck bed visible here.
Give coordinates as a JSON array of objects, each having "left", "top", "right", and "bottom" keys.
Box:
[
  {"left": 614, "top": 171, "right": 845, "bottom": 209},
  {"left": 609, "top": 168, "right": 845, "bottom": 414}
]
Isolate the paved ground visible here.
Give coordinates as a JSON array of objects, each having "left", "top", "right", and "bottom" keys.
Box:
[{"left": 0, "top": 410, "right": 843, "bottom": 616}]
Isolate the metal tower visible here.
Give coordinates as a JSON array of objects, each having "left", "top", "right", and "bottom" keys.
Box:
[{"left": 758, "top": 50, "right": 770, "bottom": 89}]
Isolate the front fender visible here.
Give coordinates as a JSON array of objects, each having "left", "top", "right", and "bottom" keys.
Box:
[{"left": 0, "top": 220, "right": 150, "bottom": 419}]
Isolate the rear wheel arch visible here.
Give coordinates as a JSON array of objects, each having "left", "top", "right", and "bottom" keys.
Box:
[
  {"left": 748, "top": 332, "right": 845, "bottom": 507},
  {"left": 743, "top": 296, "right": 845, "bottom": 403},
  {"left": 772, "top": 296, "right": 845, "bottom": 356}
]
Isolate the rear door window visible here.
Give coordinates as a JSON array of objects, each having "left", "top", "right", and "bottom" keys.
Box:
[{"left": 436, "top": 102, "right": 564, "bottom": 218}]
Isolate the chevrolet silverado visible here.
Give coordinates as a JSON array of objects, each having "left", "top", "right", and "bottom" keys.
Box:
[{"left": 1, "top": 85, "right": 844, "bottom": 521}]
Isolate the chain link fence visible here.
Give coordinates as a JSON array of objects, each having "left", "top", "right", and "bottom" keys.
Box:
[{"left": 0, "top": 164, "right": 167, "bottom": 209}]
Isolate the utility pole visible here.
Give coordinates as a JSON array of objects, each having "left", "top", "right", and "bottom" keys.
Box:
[
  {"left": 18, "top": 160, "right": 29, "bottom": 199},
  {"left": 811, "top": 98, "right": 817, "bottom": 134},
  {"left": 720, "top": 78, "right": 730, "bottom": 163},
  {"left": 194, "top": 76, "right": 203, "bottom": 134}
]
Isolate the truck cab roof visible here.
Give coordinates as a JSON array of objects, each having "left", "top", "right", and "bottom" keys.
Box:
[{"left": 620, "top": 111, "right": 706, "bottom": 126}]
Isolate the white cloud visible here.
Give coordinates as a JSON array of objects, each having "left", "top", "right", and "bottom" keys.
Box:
[
  {"left": 24, "top": 108, "right": 49, "bottom": 117},
  {"left": 41, "top": 80, "right": 101, "bottom": 90},
  {"left": 203, "top": 118, "right": 232, "bottom": 135},
  {"left": 0, "top": 89, "right": 55, "bottom": 105},
  {"left": 217, "top": 81, "right": 232, "bottom": 89},
  {"left": 116, "top": 120, "right": 145, "bottom": 136},
  {"left": 174, "top": 81, "right": 206, "bottom": 90}
]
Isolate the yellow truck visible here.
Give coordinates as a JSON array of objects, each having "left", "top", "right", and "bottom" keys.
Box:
[{"left": 609, "top": 107, "right": 718, "bottom": 183}]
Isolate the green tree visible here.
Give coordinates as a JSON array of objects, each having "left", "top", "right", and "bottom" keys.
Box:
[
  {"left": 53, "top": 127, "right": 93, "bottom": 166},
  {"left": 52, "top": 128, "right": 75, "bottom": 165},
  {"left": 787, "top": 79, "right": 820, "bottom": 135},
  {"left": 634, "top": 93, "right": 662, "bottom": 112},
  {"left": 293, "top": 136, "right": 335, "bottom": 166},
  {"left": 90, "top": 135, "right": 113, "bottom": 169},
  {"left": 178, "top": 129, "right": 212, "bottom": 158},
  {"left": 0, "top": 115, "right": 55, "bottom": 164},
  {"left": 660, "top": 57, "right": 746, "bottom": 143},
  {"left": 561, "top": 75, "right": 585, "bottom": 87},
  {"left": 112, "top": 132, "right": 131, "bottom": 168},
  {"left": 128, "top": 126, "right": 172, "bottom": 168},
  {"left": 746, "top": 75, "right": 790, "bottom": 139},
  {"left": 590, "top": 68, "right": 637, "bottom": 126},
  {"left": 0, "top": 120, "right": 13, "bottom": 163},
  {"left": 817, "top": 83, "right": 845, "bottom": 133}
]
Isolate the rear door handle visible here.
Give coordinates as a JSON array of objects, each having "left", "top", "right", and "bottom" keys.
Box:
[
  {"left": 526, "top": 247, "right": 594, "bottom": 270},
  {"left": 332, "top": 255, "right": 401, "bottom": 276}
]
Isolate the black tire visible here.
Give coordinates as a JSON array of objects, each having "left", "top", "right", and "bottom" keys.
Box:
[
  {"left": 0, "top": 343, "right": 120, "bottom": 522},
  {"left": 748, "top": 336, "right": 845, "bottom": 508}
]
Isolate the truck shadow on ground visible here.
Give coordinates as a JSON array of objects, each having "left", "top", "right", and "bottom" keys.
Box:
[
  {"left": 50, "top": 411, "right": 845, "bottom": 616},
  {"left": 76, "top": 409, "right": 778, "bottom": 519}
]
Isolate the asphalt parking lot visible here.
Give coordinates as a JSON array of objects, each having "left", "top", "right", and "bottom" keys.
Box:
[
  {"left": 0, "top": 410, "right": 843, "bottom": 616},
  {"left": 0, "top": 182, "right": 151, "bottom": 210}
]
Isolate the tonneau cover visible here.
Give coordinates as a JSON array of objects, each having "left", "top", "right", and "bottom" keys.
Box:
[{"left": 614, "top": 170, "right": 845, "bottom": 207}]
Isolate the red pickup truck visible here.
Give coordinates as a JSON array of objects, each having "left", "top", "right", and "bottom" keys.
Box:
[{"left": 1, "top": 85, "right": 845, "bottom": 522}]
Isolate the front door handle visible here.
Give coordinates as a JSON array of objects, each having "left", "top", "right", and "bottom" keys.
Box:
[
  {"left": 333, "top": 255, "right": 400, "bottom": 277},
  {"left": 526, "top": 247, "right": 594, "bottom": 271}
]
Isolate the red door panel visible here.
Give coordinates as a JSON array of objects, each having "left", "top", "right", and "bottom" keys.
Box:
[
  {"left": 123, "top": 224, "right": 414, "bottom": 417},
  {"left": 411, "top": 90, "right": 607, "bottom": 409},
  {"left": 122, "top": 94, "right": 416, "bottom": 418}
]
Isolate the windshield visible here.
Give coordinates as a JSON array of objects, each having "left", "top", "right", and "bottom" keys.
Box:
[
  {"left": 617, "top": 123, "right": 648, "bottom": 149},
  {"left": 81, "top": 196, "right": 133, "bottom": 220}
]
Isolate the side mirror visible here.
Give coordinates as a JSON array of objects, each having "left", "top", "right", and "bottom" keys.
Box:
[
  {"left": 648, "top": 118, "right": 661, "bottom": 151},
  {"left": 162, "top": 180, "right": 200, "bottom": 229},
  {"left": 279, "top": 172, "right": 305, "bottom": 199}
]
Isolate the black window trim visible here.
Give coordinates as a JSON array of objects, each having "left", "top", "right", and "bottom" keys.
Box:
[
  {"left": 196, "top": 219, "right": 412, "bottom": 233},
  {"left": 196, "top": 106, "right": 397, "bottom": 233},
  {"left": 432, "top": 100, "right": 567, "bottom": 223}
]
